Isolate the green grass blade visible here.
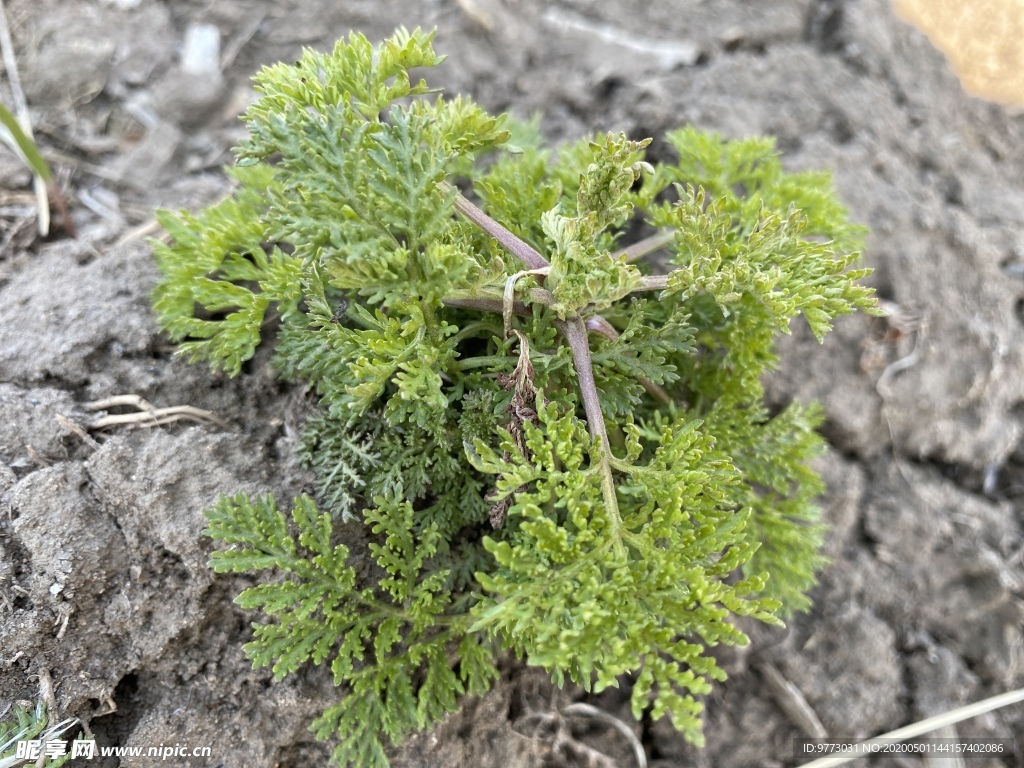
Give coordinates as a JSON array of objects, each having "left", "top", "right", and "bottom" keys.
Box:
[{"left": 0, "top": 102, "right": 51, "bottom": 181}]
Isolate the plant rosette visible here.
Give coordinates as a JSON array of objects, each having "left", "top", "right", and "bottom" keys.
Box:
[{"left": 152, "top": 28, "right": 880, "bottom": 768}]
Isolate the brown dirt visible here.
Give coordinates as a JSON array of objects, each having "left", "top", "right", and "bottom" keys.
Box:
[{"left": 1, "top": 1, "right": 1023, "bottom": 767}]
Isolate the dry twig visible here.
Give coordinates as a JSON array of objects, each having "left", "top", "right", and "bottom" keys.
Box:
[
  {"left": 612, "top": 230, "right": 675, "bottom": 263},
  {"left": 454, "top": 0, "right": 496, "bottom": 31},
  {"left": 220, "top": 12, "right": 266, "bottom": 71},
  {"left": 115, "top": 218, "right": 165, "bottom": 247},
  {"left": 757, "top": 661, "right": 828, "bottom": 739},
  {"left": 36, "top": 667, "right": 56, "bottom": 723},
  {"left": 563, "top": 702, "right": 648, "bottom": 768},
  {"left": 55, "top": 413, "right": 100, "bottom": 449},
  {"left": 84, "top": 394, "right": 229, "bottom": 431},
  {"left": 800, "top": 686, "right": 1024, "bottom": 768},
  {"left": 517, "top": 708, "right": 618, "bottom": 768}
]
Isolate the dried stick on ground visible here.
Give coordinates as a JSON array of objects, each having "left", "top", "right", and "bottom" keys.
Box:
[
  {"left": 562, "top": 703, "right": 648, "bottom": 768},
  {"left": 84, "top": 394, "right": 229, "bottom": 431},
  {"left": 756, "top": 661, "right": 828, "bottom": 739},
  {"left": 800, "top": 686, "right": 1024, "bottom": 768}
]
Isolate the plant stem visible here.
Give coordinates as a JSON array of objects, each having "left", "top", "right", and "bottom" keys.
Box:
[
  {"left": 585, "top": 314, "right": 619, "bottom": 341},
  {"left": 445, "top": 181, "right": 641, "bottom": 553},
  {"left": 453, "top": 354, "right": 515, "bottom": 372},
  {"left": 444, "top": 296, "right": 530, "bottom": 316},
  {"left": 612, "top": 230, "right": 675, "bottom": 263},
  {"left": 440, "top": 181, "right": 550, "bottom": 270},
  {"left": 443, "top": 285, "right": 555, "bottom": 316},
  {"left": 451, "top": 320, "right": 503, "bottom": 344},
  {"left": 634, "top": 274, "right": 669, "bottom": 291},
  {"left": 585, "top": 316, "right": 672, "bottom": 406},
  {"left": 559, "top": 317, "right": 625, "bottom": 558}
]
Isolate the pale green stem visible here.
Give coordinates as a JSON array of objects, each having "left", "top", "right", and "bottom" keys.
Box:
[
  {"left": 451, "top": 320, "right": 503, "bottom": 344},
  {"left": 443, "top": 284, "right": 555, "bottom": 316},
  {"left": 453, "top": 354, "right": 515, "bottom": 372},
  {"left": 635, "top": 274, "right": 670, "bottom": 291}
]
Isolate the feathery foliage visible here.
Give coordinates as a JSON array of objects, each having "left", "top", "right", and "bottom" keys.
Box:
[{"left": 152, "top": 28, "right": 880, "bottom": 767}]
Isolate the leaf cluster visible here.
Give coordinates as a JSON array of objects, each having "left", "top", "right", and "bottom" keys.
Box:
[
  {"left": 204, "top": 493, "right": 497, "bottom": 766},
  {"left": 152, "top": 28, "right": 879, "bottom": 767}
]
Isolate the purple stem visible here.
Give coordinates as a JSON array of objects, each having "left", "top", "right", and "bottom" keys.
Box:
[{"left": 444, "top": 183, "right": 550, "bottom": 271}]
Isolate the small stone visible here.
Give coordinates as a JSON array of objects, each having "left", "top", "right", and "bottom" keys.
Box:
[
  {"left": 154, "top": 26, "right": 226, "bottom": 128},
  {"left": 25, "top": 38, "right": 114, "bottom": 106},
  {"left": 181, "top": 23, "right": 221, "bottom": 75}
]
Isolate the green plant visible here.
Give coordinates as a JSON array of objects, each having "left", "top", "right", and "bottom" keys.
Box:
[
  {"left": 0, "top": 101, "right": 53, "bottom": 238},
  {"left": 0, "top": 702, "right": 76, "bottom": 768},
  {"left": 0, "top": 103, "right": 51, "bottom": 183},
  {"left": 152, "top": 28, "right": 879, "bottom": 767}
]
